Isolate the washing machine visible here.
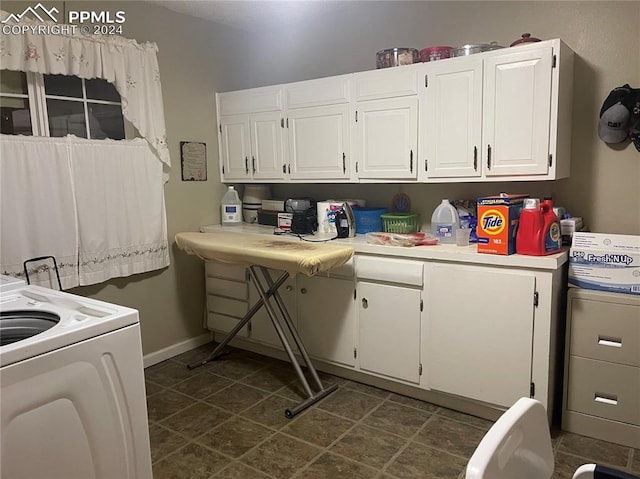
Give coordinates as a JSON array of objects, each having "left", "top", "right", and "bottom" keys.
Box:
[{"left": 0, "top": 276, "right": 152, "bottom": 479}]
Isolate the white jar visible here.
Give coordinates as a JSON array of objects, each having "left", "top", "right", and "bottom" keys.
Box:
[{"left": 242, "top": 185, "right": 271, "bottom": 223}]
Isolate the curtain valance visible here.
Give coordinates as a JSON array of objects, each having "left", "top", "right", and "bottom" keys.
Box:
[{"left": 0, "top": 10, "right": 171, "bottom": 179}]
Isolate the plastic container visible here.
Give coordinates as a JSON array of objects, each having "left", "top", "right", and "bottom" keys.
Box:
[
  {"left": 221, "top": 186, "right": 242, "bottom": 226},
  {"left": 381, "top": 213, "right": 420, "bottom": 233},
  {"left": 431, "top": 199, "right": 460, "bottom": 244},
  {"left": 376, "top": 48, "right": 420, "bottom": 68},
  {"left": 516, "top": 198, "right": 562, "bottom": 255},
  {"left": 353, "top": 207, "right": 387, "bottom": 234},
  {"left": 242, "top": 184, "right": 271, "bottom": 223},
  {"left": 420, "top": 46, "right": 453, "bottom": 62}
]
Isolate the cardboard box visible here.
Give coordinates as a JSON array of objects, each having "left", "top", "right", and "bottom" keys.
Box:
[
  {"left": 476, "top": 194, "right": 528, "bottom": 255},
  {"left": 569, "top": 232, "right": 640, "bottom": 295}
]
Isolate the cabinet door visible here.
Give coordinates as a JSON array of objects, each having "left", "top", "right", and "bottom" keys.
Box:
[
  {"left": 248, "top": 272, "right": 297, "bottom": 349},
  {"left": 355, "top": 97, "right": 418, "bottom": 180},
  {"left": 358, "top": 282, "right": 421, "bottom": 383},
  {"left": 422, "top": 57, "right": 483, "bottom": 179},
  {"left": 483, "top": 46, "right": 553, "bottom": 176},
  {"left": 423, "top": 263, "right": 535, "bottom": 407},
  {"left": 250, "top": 112, "right": 286, "bottom": 180},
  {"left": 297, "top": 275, "right": 356, "bottom": 367},
  {"left": 287, "top": 104, "right": 351, "bottom": 180},
  {"left": 220, "top": 115, "right": 251, "bottom": 181}
]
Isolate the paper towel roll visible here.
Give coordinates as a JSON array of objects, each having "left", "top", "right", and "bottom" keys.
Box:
[{"left": 317, "top": 199, "right": 364, "bottom": 234}]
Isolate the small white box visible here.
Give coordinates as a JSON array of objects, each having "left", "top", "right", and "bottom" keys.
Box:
[
  {"left": 277, "top": 213, "right": 293, "bottom": 231},
  {"left": 569, "top": 232, "right": 640, "bottom": 295},
  {"left": 561, "top": 217, "right": 583, "bottom": 235}
]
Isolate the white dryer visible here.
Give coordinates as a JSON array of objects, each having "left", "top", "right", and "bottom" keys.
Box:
[{"left": 0, "top": 279, "right": 152, "bottom": 479}]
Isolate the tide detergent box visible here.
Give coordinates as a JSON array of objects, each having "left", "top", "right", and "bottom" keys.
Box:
[
  {"left": 476, "top": 194, "right": 528, "bottom": 255},
  {"left": 569, "top": 232, "right": 640, "bottom": 295}
]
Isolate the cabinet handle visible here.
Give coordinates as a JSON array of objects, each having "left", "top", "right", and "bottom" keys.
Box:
[
  {"left": 362, "top": 298, "right": 368, "bottom": 309},
  {"left": 409, "top": 150, "right": 413, "bottom": 172},
  {"left": 245, "top": 156, "right": 249, "bottom": 174},
  {"left": 252, "top": 156, "right": 256, "bottom": 174},
  {"left": 473, "top": 146, "right": 478, "bottom": 171},
  {"left": 342, "top": 153, "right": 346, "bottom": 174},
  {"left": 281, "top": 118, "right": 284, "bottom": 128},
  {"left": 594, "top": 394, "right": 618, "bottom": 406},
  {"left": 300, "top": 288, "right": 307, "bottom": 294},
  {"left": 487, "top": 145, "right": 492, "bottom": 169},
  {"left": 598, "top": 336, "right": 622, "bottom": 348}
]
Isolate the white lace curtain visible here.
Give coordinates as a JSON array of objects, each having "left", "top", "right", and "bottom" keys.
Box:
[
  {"left": 0, "top": 135, "right": 170, "bottom": 289},
  {"left": 0, "top": 9, "right": 171, "bottom": 178}
]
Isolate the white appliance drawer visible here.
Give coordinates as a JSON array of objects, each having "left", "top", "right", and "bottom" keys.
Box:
[{"left": 567, "top": 356, "right": 640, "bottom": 425}]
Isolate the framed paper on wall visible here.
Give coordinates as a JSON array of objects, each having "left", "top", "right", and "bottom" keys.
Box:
[{"left": 180, "top": 141, "right": 207, "bottom": 181}]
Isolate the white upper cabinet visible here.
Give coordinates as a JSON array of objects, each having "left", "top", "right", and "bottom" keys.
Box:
[
  {"left": 421, "top": 57, "right": 483, "bottom": 179},
  {"left": 483, "top": 46, "right": 553, "bottom": 177},
  {"left": 219, "top": 114, "right": 251, "bottom": 181},
  {"left": 286, "top": 75, "right": 352, "bottom": 181},
  {"left": 420, "top": 40, "right": 573, "bottom": 182},
  {"left": 216, "top": 39, "right": 573, "bottom": 183},
  {"left": 353, "top": 67, "right": 420, "bottom": 180},
  {"left": 217, "top": 86, "right": 286, "bottom": 182}
]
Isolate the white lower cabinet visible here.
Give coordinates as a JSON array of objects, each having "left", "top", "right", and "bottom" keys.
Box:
[
  {"left": 248, "top": 270, "right": 297, "bottom": 349},
  {"left": 423, "top": 263, "right": 536, "bottom": 407},
  {"left": 202, "top": 245, "right": 565, "bottom": 420},
  {"left": 297, "top": 274, "right": 356, "bottom": 367},
  {"left": 357, "top": 281, "right": 422, "bottom": 383},
  {"left": 356, "top": 256, "right": 423, "bottom": 384}
]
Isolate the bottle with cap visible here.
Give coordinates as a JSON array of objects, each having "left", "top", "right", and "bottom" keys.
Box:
[
  {"left": 221, "top": 186, "right": 242, "bottom": 226},
  {"left": 431, "top": 199, "right": 460, "bottom": 244}
]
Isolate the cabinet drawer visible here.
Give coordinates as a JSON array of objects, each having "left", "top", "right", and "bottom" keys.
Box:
[
  {"left": 205, "top": 277, "right": 248, "bottom": 299},
  {"left": 207, "top": 313, "right": 249, "bottom": 337},
  {"left": 354, "top": 68, "right": 419, "bottom": 101},
  {"left": 286, "top": 76, "right": 350, "bottom": 109},
  {"left": 567, "top": 356, "right": 640, "bottom": 425},
  {"left": 570, "top": 296, "right": 640, "bottom": 367},
  {"left": 356, "top": 256, "right": 423, "bottom": 286},
  {"left": 205, "top": 261, "right": 247, "bottom": 281},
  {"left": 206, "top": 295, "right": 248, "bottom": 318}
]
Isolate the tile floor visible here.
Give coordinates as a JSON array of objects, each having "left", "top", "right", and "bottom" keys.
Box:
[{"left": 145, "top": 343, "right": 640, "bottom": 479}]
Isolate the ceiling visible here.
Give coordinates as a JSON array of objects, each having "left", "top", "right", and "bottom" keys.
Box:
[{"left": 149, "top": 0, "right": 352, "bottom": 30}]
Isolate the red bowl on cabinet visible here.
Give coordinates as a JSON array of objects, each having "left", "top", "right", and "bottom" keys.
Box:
[{"left": 420, "top": 46, "right": 453, "bottom": 62}]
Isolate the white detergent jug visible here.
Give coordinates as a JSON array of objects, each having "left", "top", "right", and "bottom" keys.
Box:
[
  {"left": 221, "top": 186, "right": 242, "bottom": 226},
  {"left": 431, "top": 199, "right": 460, "bottom": 244}
]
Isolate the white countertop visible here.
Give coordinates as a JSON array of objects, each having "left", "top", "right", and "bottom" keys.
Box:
[{"left": 199, "top": 224, "right": 568, "bottom": 271}]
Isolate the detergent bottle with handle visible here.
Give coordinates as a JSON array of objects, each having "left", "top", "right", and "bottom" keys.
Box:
[{"left": 516, "top": 198, "right": 562, "bottom": 255}]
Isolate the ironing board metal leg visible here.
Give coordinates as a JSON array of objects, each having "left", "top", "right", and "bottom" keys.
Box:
[
  {"left": 258, "top": 267, "right": 325, "bottom": 393},
  {"left": 187, "top": 271, "right": 289, "bottom": 370},
  {"left": 248, "top": 267, "right": 315, "bottom": 399}
]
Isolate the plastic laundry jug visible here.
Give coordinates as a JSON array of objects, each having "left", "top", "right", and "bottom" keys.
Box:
[
  {"left": 221, "top": 186, "right": 242, "bottom": 226},
  {"left": 431, "top": 199, "right": 460, "bottom": 244},
  {"left": 516, "top": 198, "right": 562, "bottom": 255}
]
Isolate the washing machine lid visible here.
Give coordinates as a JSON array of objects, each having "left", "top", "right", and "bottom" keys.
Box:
[
  {"left": 0, "top": 285, "right": 139, "bottom": 367},
  {"left": 0, "top": 275, "right": 26, "bottom": 293}
]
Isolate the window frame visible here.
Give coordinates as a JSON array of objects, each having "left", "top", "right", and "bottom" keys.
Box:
[{"left": 1, "top": 71, "right": 129, "bottom": 139}]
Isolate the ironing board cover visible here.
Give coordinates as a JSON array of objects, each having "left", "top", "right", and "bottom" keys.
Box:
[{"left": 175, "top": 232, "right": 354, "bottom": 277}]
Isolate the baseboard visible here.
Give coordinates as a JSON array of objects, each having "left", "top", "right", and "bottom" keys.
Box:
[{"left": 143, "top": 332, "right": 213, "bottom": 368}]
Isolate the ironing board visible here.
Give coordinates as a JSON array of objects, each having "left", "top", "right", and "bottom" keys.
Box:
[{"left": 175, "top": 231, "right": 355, "bottom": 418}]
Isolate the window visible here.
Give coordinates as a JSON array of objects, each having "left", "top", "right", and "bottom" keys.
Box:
[{"left": 1, "top": 70, "right": 126, "bottom": 139}]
